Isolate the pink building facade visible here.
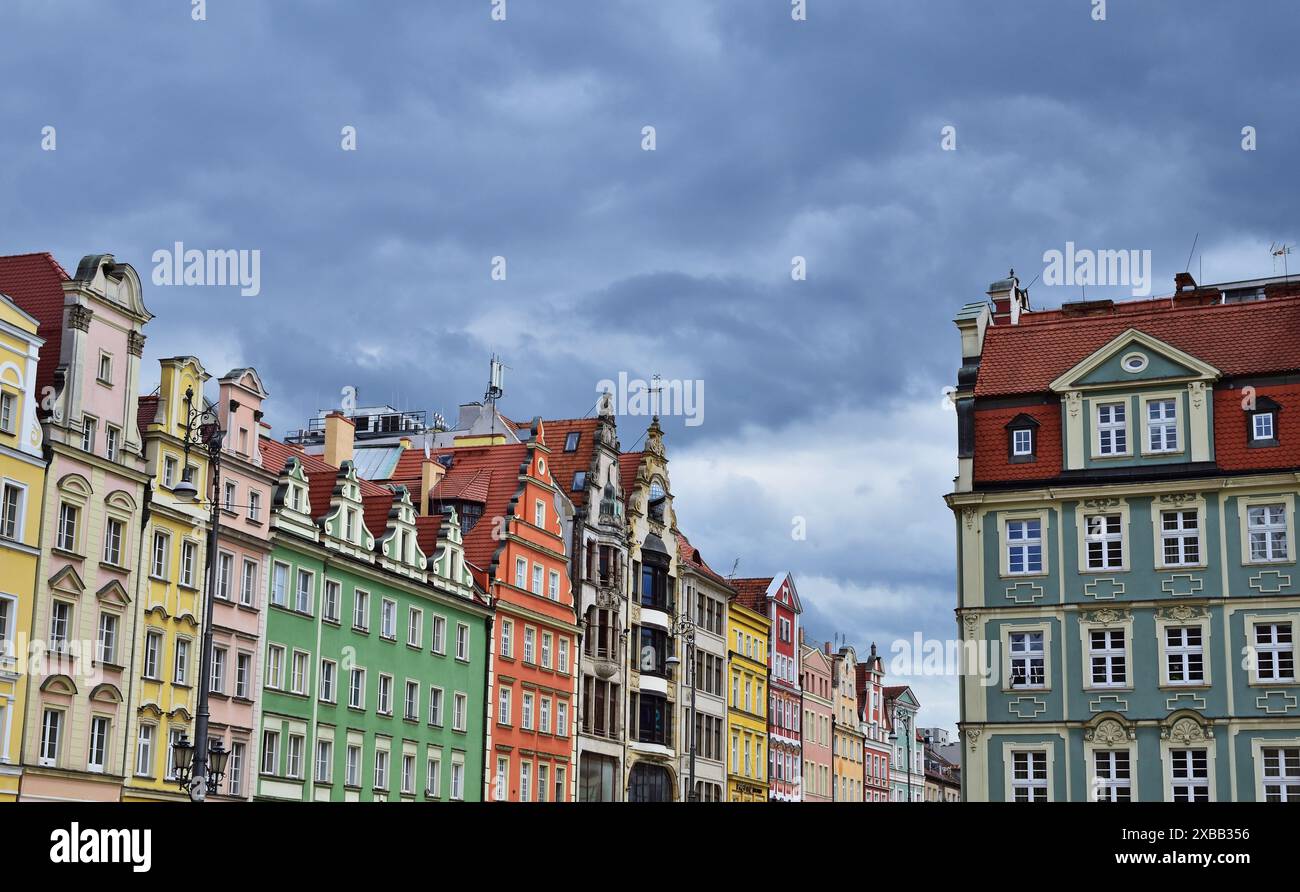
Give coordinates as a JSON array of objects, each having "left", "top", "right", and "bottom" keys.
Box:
[
  {"left": 858, "top": 643, "right": 891, "bottom": 802},
  {"left": 799, "top": 637, "right": 833, "bottom": 801}
]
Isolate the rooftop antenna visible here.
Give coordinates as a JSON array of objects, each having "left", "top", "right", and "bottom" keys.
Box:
[
  {"left": 1184, "top": 232, "right": 1199, "bottom": 273},
  {"left": 1271, "top": 242, "right": 1293, "bottom": 280},
  {"left": 727, "top": 558, "right": 739, "bottom": 580},
  {"left": 649, "top": 374, "right": 663, "bottom": 421},
  {"left": 485, "top": 354, "right": 507, "bottom": 434}
]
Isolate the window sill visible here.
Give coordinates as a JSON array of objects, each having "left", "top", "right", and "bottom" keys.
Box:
[
  {"left": 1160, "top": 682, "right": 1211, "bottom": 691},
  {"left": 53, "top": 547, "right": 86, "bottom": 561}
]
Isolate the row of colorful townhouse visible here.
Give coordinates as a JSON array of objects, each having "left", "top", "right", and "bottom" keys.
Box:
[{"left": 0, "top": 249, "right": 931, "bottom": 803}]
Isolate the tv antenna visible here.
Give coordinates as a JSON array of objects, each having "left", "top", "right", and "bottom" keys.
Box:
[{"left": 1270, "top": 242, "right": 1293, "bottom": 280}]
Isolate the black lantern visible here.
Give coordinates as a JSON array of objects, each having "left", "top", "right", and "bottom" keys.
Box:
[
  {"left": 207, "top": 739, "right": 230, "bottom": 789},
  {"left": 172, "top": 734, "right": 195, "bottom": 784}
]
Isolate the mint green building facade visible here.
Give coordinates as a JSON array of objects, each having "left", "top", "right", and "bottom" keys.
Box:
[
  {"left": 949, "top": 275, "right": 1300, "bottom": 802},
  {"left": 256, "top": 449, "right": 490, "bottom": 802}
]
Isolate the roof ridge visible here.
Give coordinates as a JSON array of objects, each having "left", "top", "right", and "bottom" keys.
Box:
[{"left": 999, "top": 292, "right": 1300, "bottom": 333}]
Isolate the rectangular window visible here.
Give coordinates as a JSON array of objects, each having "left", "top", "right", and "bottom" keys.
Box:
[
  {"left": 1255, "top": 623, "right": 1295, "bottom": 682},
  {"left": 1085, "top": 513, "right": 1123, "bottom": 570},
  {"left": 405, "top": 681, "right": 419, "bottom": 720},
  {"left": 211, "top": 647, "right": 227, "bottom": 693},
  {"left": 353, "top": 589, "right": 370, "bottom": 631},
  {"left": 58, "top": 503, "right": 79, "bottom": 552},
  {"left": 105, "top": 426, "right": 120, "bottom": 461},
  {"left": 236, "top": 653, "right": 251, "bottom": 698},
  {"left": 1008, "top": 631, "right": 1045, "bottom": 689},
  {"left": 1006, "top": 519, "right": 1042, "bottom": 575},
  {"left": 374, "top": 750, "right": 389, "bottom": 790},
  {"left": 0, "top": 481, "right": 22, "bottom": 541},
  {"left": 520, "top": 761, "right": 531, "bottom": 801},
  {"left": 495, "top": 757, "right": 509, "bottom": 801},
  {"left": 316, "top": 739, "right": 333, "bottom": 783},
  {"left": 322, "top": 580, "right": 340, "bottom": 622},
  {"left": 266, "top": 644, "right": 285, "bottom": 688},
  {"left": 96, "top": 612, "right": 118, "bottom": 664},
  {"left": 295, "top": 569, "right": 312, "bottom": 613},
  {"left": 216, "top": 552, "right": 233, "bottom": 600},
  {"left": 514, "top": 557, "right": 527, "bottom": 588},
  {"left": 1261, "top": 747, "right": 1300, "bottom": 803},
  {"left": 431, "top": 615, "right": 446, "bottom": 654},
  {"left": 1161, "top": 510, "right": 1200, "bottom": 566},
  {"left": 135, "top": 723, "right": 154, "bottom": 776},
  {"left": 0, "top": 391, "right": 14, "bottom": 433},
  {"left": 102, "top": 518, "right": 123, "bottom": 565},
  {"left": 427, "top": 751, "right": 442, "bottom": 796},
  {"left": 537, "top": 762, "right": 549, "bottom": 802},
  {"left": 1253, "top": 412, "right": 1276, "bottom": 441},
  {"left": 224, "top": 480, "right": 237, "bottom": 512},
  {"left": 228, "top": 742, "right": 245, "bottom": 796},
  {"left": 539, "top": 697, "right": 551, "bottom": 734},
  {"left": 453, "top": 692, "right": 467, "bottom": 731},
  {"left": 1096, "top": 402, "right": 1127, "bottom": 455},
  {"left": 532, "top": 564, "right": 543, "bottom": 595},
  {"left": 524, "top": 627, "right": 536, "bottom": 663},
  {"left": 40, "top": 709, "right": 62, "bottom": 765},
  {"left": 346, "top": 745, "right": 361, "bottom": 787},
  {"left": 181, "top": 541, "right": 197, "bottom": 587},
  {"left": 81, "top": 416, "right": 97, "bottom": 454},
  {"left": 174, "top": 638, "right": 190, "bottom": 685},
  {"left": 1012, "top": 428, "right": 1033, "bottom": 456},
  {"left": 428, "top": 687, "right": 443, "bottom": 726},
  {"left": 1165, "top": 626, "right": 1204, "bottom": 685},
  {"left": 240, "top": 559, "right": 257, "bottom": 606},
  {"left": 349, "top": 667, "right": 365, "bottom": 709},
  {"left": 1093, "top": 750, "right": 1131, "bottom": 802},
  {"left": 1169, "top": 748, "right": 1209, "bottom": 802},
  {"left": 261, "top": 730, "right": 279, "bottom": 775},
  {"left": 456, "top": 623, "right": 469, "bottom": 661},
  {"left": 541, "top": 631, "right": 552, "bottom": 668},
  {"left": 86, "top": 716, "right": 109, "bottom": 772},
  {"left": 291, "top": 651, "right": 308, "bottom": 694},
  {"left": 1011, "top": 750, "right": 1048, "bottom": 802},
  {"left": 534, "top": 499, "right": 545, "bottom": 527},
  {"left": 378, "top": 674, "right": 393, "bottom": 714},
  {"left": 97, "top": 352, "right": 112, "bottom": 384},
  {"left": 557, "top": 700, "right": 569, "bottom": 737},
  {"left": 272, "top": 562, "right": 288, "bottom": 606},
  {"left": 451, "top": 757, "right": 465, "bottom": 800},
  {"left": 498, "top": 619, "right": 512, "bottom": 658},
  {"left": 143, "top": 630, "right": 161, "bottom": 678},
  {"left": 548, "top": 570, "right": 560, "bottom": 600},
  {"left": 558, "top": 638, "right": 570, "bottom": 674},
  {"left": 407, "top": 607, "right": 422, "bottom": 647},
  {"left": 1089, "top": 629, "right": 1127, "bottom": 688},
  {"left": 381, "top": 598, "right": 397, "bottom": 639},
  {"left": 286, "top": 734, "right": 304, "bottom": 779},
  {"left": 402, "top": 754, "right": 415, "bottom": 794},
  {"left": 1146, "top": 398, "right": 1178, "bottom": 452},
  {"left": 1248, "top": 504, "right": 1289, "bottom": 562},
  {"left": 163, "top": 456, "right": 178, "bottom": 489},
  {"left": 248, "top": 490, "right": 262, "bottom": 522},
  {"left": 319, "top": 659, "right": 336, "bottom": 702},
  {"left": 522, "top": 692, "right": 535, "bottom": 730}
]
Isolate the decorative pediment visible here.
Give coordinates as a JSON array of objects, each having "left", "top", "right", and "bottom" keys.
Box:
[
  {"left": 272, "top": 456, "right": 319, "bottom": 541},
  {"left": 96, "top": 578, "right": 132, "bottom": 608},
  {"left": 89, "top": 682, "right": 124, "bottom": 704},
  {"left": 1084, "top": 712, "right": 1135, "bottom": 743},
  {"left": 1004, "top": 413, "right": 1040, "bottom": 430},
  {"left": 430, "top": 508, "right": 475, "bottom": 594},
  {"left": 377, "top": 485, "right": 426, "bottom": 579},
  {"left": 1049, "top": 329, "right": 1221, "bottom": 393},
  {"left": 322, "top": 461, "right": 376, "bottom": 557},
  {"left": 1161, "top": 711, "right": 1213, "bottom": 743},
  {"left": 48, "top": 565, "right": 86, "bottom": 598},
  {"left": 56, "top": 472, "right": 92, "bottom": 500},
  {"left": 40, "top": 674, "right": 78, "bottom": 696},
  {"left": 137, "top": 702, "right": 164, "bottom": 719},
  {"left": 888, "top": 685, "right": 920, "bottom": 711}
]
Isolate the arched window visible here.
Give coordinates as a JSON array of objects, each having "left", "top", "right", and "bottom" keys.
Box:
[{"left": 627, "top": 763, "right": 672, "bottom": 802}]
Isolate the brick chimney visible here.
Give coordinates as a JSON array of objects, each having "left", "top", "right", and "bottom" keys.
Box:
[
  {"left": 323, "top": 412, "right": 354, "bottom": 468},
  {"left": 1172, "top": 272, "right": 1221, "bottom": 307},
  {"left": 419, "top": 456, "right": 447, "bottom": 516},
  {"left": 988, "top": 271, "right": 1030, "bottom": 325}
]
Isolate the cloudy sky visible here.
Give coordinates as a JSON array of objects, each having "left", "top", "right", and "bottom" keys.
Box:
[{"left": 3, "top": 0, "right": 1298, "bottom": 731}]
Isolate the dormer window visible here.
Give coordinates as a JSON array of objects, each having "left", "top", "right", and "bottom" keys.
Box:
[
  {"left": 564, "top": 432, "right": 580, "bottom": 452},
  {"left": 1145, "top": 398, "right": 1179, "bottom": 453},
  {"left": 1096, "top": 402, "right": 1129, "bottom": 456},
  {"left": 1005, "top": 414, "right": 1039, "bottom": 463},
  {"left": 571, "top": 471, "right": 586, "bottom": 491},
  {"left": 1248, "top": 396, "right": 1281, "bottom": 448}
]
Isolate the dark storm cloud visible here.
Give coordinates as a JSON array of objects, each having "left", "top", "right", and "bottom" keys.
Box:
[{"left": 3, "top": 0, "right": 1299, "bottom": 727}]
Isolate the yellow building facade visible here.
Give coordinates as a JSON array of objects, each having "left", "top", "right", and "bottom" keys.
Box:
[
  {"left": 0, "top": 294, "right": 45, "bottom": 801},
  {"left": 122, "top": 356, "right": 211, "bottom": 801},
  {"left": 726, "top": 597, "right": 769, "bottom": 802}
]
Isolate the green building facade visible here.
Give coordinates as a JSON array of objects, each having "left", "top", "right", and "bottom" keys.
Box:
[{"left": 256, "top": 447, "right": 490, "bottom": 802}]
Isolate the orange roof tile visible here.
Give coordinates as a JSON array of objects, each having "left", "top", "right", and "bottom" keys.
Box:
[
  {"left": 731, "top": 576, "right": 773, "bottom": 614},
  {"left": 675, "top": 530, "right": 735, "bottom": 590},
  {"left": 976, "top": 294, "right": 1300, "bottom": 398},
  {"left": 543, "top": 418, "right": 600, "bottom": 507}
]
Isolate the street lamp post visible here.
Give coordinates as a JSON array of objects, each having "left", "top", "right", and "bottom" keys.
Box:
[
  {"left": 170, "top": 385, "right": 229, "bottom": 801},
  {"left": 666, "top": 616, "right": 698, "bottom": 802}
]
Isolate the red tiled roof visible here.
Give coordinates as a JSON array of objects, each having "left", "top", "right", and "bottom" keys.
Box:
[
  {"left": 731, "top": 576, "right": 772, "bottom": 614},
  {"left": 386, "top": 442, "right": 531, "bottom": 571},
  {"left": 543, "top": 418, "right": 599, "bottom": 507},
  {"left": 1214, "top": 383, "right": 1300, "bottom": 471},
  {"left": 0, "top": 252, "right": 71, "bottom": 408},
  {"left": 259, "top": 435, "right": 396, "bottom": 537},
  {"left": 414, "top": 513, "right": 448, "bottom": 557},
  {"left": 674, "top": 530, "right": 734, "bottom": 590},
  {"left": 431, "top": 468, "right": 493, "bottom": 503},
  {"left": 618, "top": 451, "right": 643, "bottom": 500},
  {"left": 973, "top": 403, "right": 1063, "bottom": 483},
  {"left": 976, "top": 294, "right": 1300, "bottom": 397}
]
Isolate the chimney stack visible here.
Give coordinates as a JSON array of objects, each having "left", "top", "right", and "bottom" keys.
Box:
[
  {"left": 419, "top": 456, "right": 447, "bottom": 516},
  {"left": 1172, "top": 271, "right": 1220, "bottom": 307},
  {"left": 988, "top": 271, "right": 1030, "bottom": 325},
  {"left": 323, "top": 412, "right": 355, "bottom": 468}
]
